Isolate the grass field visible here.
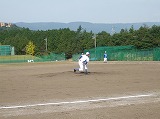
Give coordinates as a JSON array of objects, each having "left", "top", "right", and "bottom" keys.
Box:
[{"left": 0, "top": 55, "right": 41, "bottom": 63}]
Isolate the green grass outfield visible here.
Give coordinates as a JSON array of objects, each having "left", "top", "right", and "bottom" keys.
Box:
[{"left": 0, "top": 55, "right": 41, "bottom": 63}]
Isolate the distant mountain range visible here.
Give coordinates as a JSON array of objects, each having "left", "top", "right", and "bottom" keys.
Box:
[{"left": 15, "top": 22, "right": 160, "bottom": 33}]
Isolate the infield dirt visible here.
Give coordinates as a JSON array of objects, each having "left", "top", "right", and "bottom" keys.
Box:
[{"left": 0, "top": 61, "right": 160, "bottom": 119}]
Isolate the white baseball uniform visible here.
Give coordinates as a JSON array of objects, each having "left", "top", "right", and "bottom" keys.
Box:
[{"left": 78, "top": 54, "right": 89, "bottom": 71}]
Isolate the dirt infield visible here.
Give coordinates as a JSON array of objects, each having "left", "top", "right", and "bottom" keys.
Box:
[{"left": 0, "top": 61, "right": 160, "bottom": 119}]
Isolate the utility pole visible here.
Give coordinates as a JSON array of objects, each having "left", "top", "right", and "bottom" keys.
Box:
[
  {"left": 44, "top": 38, "right": 47, "bottom": 51},
  {"left": 92, "top": 34, "right": 97, "bottom": 59}
]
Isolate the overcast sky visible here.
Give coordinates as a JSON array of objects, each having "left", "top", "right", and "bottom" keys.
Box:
[{"left": 0, "top": 0, "right": 160, "bottom": 23}]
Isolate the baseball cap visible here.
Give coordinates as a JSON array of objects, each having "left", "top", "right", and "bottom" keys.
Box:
[{"left": 86, "top": 52, "right": 90, "bottom": 55}]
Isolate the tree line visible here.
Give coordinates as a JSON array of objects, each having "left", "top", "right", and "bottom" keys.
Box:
[{"left": 0, "top": 24, "right": 160, "bottom": 59}]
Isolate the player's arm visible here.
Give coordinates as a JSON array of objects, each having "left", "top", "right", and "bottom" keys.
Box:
[{"left": 79, "top": 55, "right": 83, "bottom": 59}]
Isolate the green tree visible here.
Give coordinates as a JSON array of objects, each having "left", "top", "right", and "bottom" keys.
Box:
[
  {"left": 97, "top": 31, "right": 111, "bottom": 46},
  {"left": 1, "top": 24, "right": 160, "bottom": 59},
  {"left": 25, "top": 41, "right": 35, "bottom": 55}
]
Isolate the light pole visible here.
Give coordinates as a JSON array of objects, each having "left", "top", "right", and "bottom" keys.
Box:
[
  {"left": 44, "top": 38, "right": 47, "bottom": 51},
  {"left": 92, "top": 34, "right": 97, "bottom": 59}
]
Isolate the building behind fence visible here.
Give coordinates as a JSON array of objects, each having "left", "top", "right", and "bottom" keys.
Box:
[{"left": 72, "top": 46, "right": 160, "bottom": 61}]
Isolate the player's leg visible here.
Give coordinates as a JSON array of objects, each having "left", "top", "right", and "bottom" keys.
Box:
[
  {"left": 84, "top": 65, "right": 88, "bottom": 74},
  {"left": 83, "top": 62, "right": 85, "bottom": 72},
  {"left": 104, "top": 58, "right": 107, "bottom": 63},
  {"left": 79, "top": 63, "right": 84, "bottom": 72},
  {"left": 74, "top": 61, "right": 81, "bottom": 72},
  {"left": 74, "top": 62, "right": 83, "bottom": 72},
  {"left": 74, "top": 68, "right": 78, "bottom": 72}
]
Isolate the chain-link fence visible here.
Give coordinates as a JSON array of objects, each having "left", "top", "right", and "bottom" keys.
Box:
[
  {"left": 0, "top": 53, "right": 66, "bottom": 64},
  {"left": 0, "top": 45, "right": 12, "bottom": 56},
  {"left": 72, "top": 46, "right": 160, "bottom": 61}
]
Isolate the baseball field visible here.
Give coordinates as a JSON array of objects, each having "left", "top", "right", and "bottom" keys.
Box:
[{"left": 0, "top": 61, "right": 160, "bottom": 119}]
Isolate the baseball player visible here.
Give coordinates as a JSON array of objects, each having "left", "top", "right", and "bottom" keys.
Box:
[
  {"left": 104, "top": 51, "right": 107, "bottom": 63},
  {"left": 74, "top": 52, "right": 90, "bottom": 74}
]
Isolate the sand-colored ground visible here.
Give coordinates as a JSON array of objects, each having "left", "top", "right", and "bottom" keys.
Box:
[{"left": 0, "top": 61, "right": 160, "bottom": 119}]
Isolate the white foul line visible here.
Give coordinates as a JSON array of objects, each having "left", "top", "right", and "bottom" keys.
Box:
[{"left": 0, "top": 94, "right": 153, "bottom": 109}]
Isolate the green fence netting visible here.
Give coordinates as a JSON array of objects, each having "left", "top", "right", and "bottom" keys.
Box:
[
  {"left": 72, "top": 53, "right": 82, "bottom": 62},
  {"left": 0, "top": 53, "right": 66, "bottom": 63},
  {"left": 37, "top": 53, "right": 66, "bottom": 62},
  {"left": 0, "top": 45, "right": 11, "bottom": 56},
  {"left": 153, "top": 47, "right": 160, "bottom": 61},
  {"left": 72, "top": 46, "right": 160, "bottom": 61}
]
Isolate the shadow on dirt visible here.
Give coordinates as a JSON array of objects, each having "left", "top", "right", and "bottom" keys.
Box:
[{"left": 36, "top": 71, "right": 110, "bottom": 78}]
